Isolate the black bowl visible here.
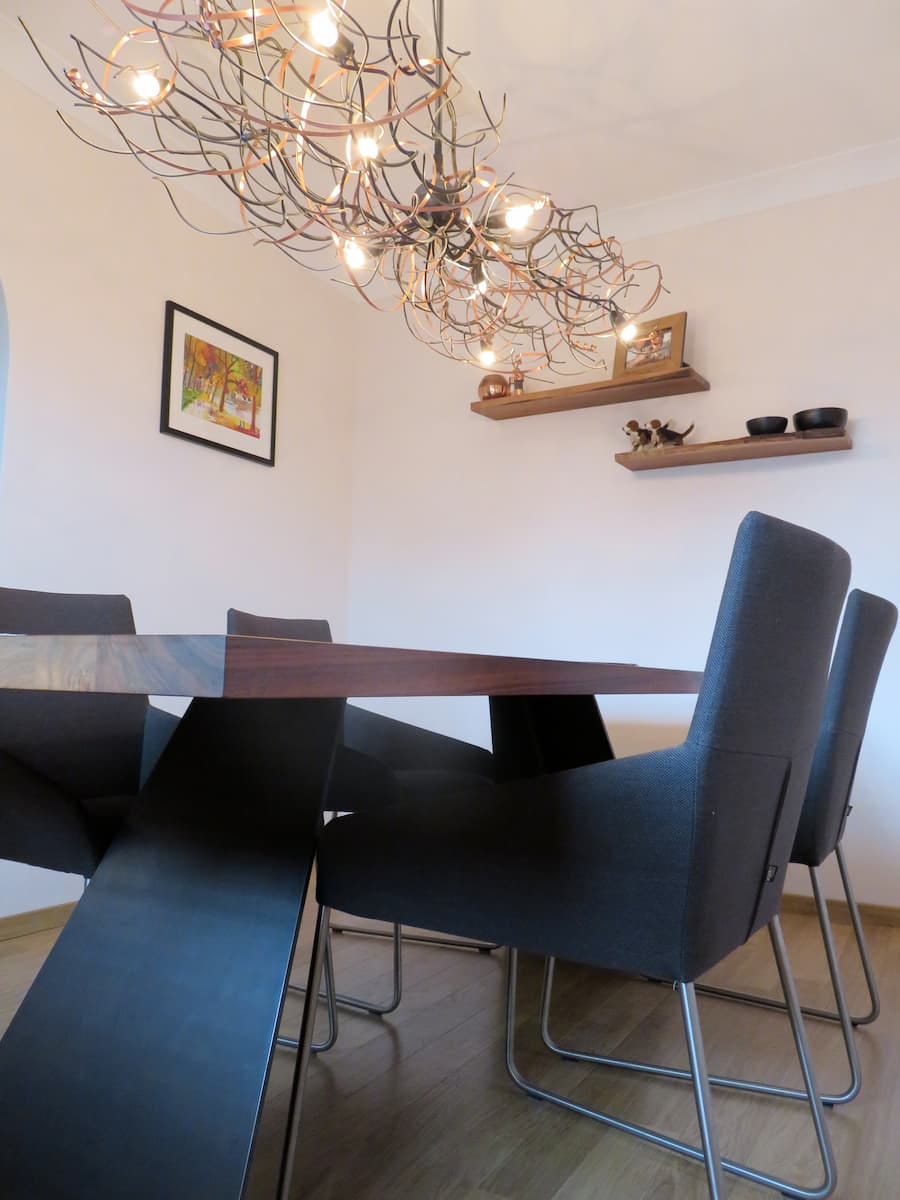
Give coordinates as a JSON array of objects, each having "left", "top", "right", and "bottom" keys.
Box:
[
  {"left": 792, "top": 407, "right": 848, "bottom": 432},
  {"left": 746, "top": 416, "right": 788, "bottom": 436}
]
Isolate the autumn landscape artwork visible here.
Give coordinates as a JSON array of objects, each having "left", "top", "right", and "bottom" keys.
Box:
[
  {"left": 160, "top": 301, "right": 278, "bottom": 465},
  {"left": 182, "top": 333, "right": 264, "bottom": 438}
]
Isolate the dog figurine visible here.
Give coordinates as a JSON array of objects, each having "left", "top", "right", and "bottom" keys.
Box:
[
  {"left": 649, "top": 419, "right": 694, "bottom": 448},
  {"left": 623, "top": 419, "right": 652, "bottom": 451}
]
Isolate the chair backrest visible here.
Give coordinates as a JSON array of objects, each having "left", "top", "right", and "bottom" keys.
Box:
[
  {"left": 792, "top": 589, "right": 897, "bottom": 867},
  {"left": 0, "top": 587, "right": 148, "bottom": 798},
  {"left": 682, "top": 512, "right": 851, "bottom": 977},
  {"left": 226, "top": 608, "right": 332, "bottom": 644}
]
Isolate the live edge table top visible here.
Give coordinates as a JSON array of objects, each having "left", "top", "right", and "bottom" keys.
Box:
[{"left": 0, "top": 633, "right": 703, "bottom": 698}]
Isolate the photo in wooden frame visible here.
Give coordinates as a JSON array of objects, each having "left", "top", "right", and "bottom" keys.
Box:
[{"left": 613, "top": 311, "right": 687, "bottom": 379}]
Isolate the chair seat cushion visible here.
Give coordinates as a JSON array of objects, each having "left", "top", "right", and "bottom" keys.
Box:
[
  {"left": 316, "top": 746, "right": 703, "bottom": 982},
  {"left": 327, "top": 746, "right": 400, "bottom": 813},
  {"left": 396, "top": 769, "right": 494, "bottom": 800},
  {"left": 328, "top": 751, "right": 489, "bottom": 815}
]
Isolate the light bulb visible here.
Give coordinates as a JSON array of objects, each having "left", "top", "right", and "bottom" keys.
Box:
[
  {"left": 478, "top": 342, "right": 496, "bottom": 367},
  {"left": 355, "top": 133, "right": 379, "bottom": 160},
  {"left": 618, "top": 322, "right": 638, "bottom": 343},
  {"left": 343, "top": 240, "right": 369, "bottom": 271},
  {"left": 504, "top": 202, "right": 533, "bottom": 231},
  {"left": 309, "top": 8, "right": 339, "bottom": 48},
  {"left": 132, "top": 71, "right": 161, "bottom": 101}
]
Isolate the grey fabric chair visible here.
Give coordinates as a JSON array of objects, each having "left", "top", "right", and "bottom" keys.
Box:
[
  {"left": 226, "top": 608, "right": 495, "bottom": 1047},
  {"left": 693, "top": 589, "right": 896, "bottom": 1076},
  {"left": 278, "top": 512, "right": 851, "bottom": 1200},
  {"left": 539, "top": 588, "right": 897, "bottom": 1115},
  {"left": 0, "top": 586, "right": 179, "bottom": 880}
]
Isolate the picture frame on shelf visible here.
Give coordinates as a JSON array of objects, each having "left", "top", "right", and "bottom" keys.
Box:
[
  {"left": 613, "top": 311, "right": 687, "bottom": 380},
  {"left": 160, "top": 300, "right": 279, "bottom": 466}
]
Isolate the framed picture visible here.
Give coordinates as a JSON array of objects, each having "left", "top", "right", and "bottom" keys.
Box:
[
  {"left": 160, "top": 301, "right": 278, "bottom": 466},
  {"left": 613, "top": 311, "right": 687, "bottom": 379}
]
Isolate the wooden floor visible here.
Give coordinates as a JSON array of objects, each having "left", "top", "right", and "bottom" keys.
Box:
[{"left": 2, "top": 905, "right": 899, "bottom": 1199}]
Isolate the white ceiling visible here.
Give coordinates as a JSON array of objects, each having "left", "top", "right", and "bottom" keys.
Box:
[
  {"left": 442, "top": 0, "right": 900, "bottom": 211},
  {"left": 5, "top": 1, "right": 900, "bottom": 227}
]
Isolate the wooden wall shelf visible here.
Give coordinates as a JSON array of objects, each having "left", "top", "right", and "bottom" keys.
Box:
[
  {"left": 615, "top": 429, "right": 852, "bottom": 472},
  {"left": 471, "top": 365, "right": 710, "bottom": 420}
]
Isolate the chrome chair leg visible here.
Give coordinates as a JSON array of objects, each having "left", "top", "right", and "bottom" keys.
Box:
[
  {"left": 834, "top": 843, "right": 880, "bottom": 1024},
  {"left": 508, "top": 922, "right": 836, "bottom": 1198},
  {"left": 541, "top": 866, "right": 860, "bottom": 1106},
  {"left": 680, "top": 982, "right": 726, "bottom": 1199},
  {"left": 698, "top": 843, "right": 879, "bottom": 1027},
  {"left": 330, "top": 920, "right": 403, "bottom": 1015},
  {"left": 277, "top": 905, "right": 331, "bottom": 1200},
  {"left": 331, "top": 917, "right": 499, "bottom": 954},
  {"left": 278, "top": 929, "right": 338, "bottom": 1055},
  {"left": 287, "top": 918, "right": 402, "bottom": 1025}
]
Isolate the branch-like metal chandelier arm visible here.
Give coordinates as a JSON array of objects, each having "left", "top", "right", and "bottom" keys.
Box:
[{"left": 26, "top": 2, "right": 664, "bottom": 377}]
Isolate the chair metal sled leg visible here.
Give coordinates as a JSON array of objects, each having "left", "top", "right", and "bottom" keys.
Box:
[
  {"left": 278, "top": 926, "right": 338, "bottom": 1055},
  {"left": 541, "top": 866, "right": 860, "bottom": 1107},
  {"left": 508, "top": 919, "right": 837, "bottom": 1199},
  {"left": 287, "top": 919, "right": 403, "bottom": 1018},
  {"left": 697, "top": 844, "right": 879, "bottom": 1028},
  {"left": 331, "top": 917, "right": 499, "bottom": 954},
  {"left": 278, "top": 906, "right": 331, "bottom": 1200}
]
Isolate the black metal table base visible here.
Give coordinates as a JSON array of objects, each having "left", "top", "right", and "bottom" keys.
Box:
[{"left": 0, "top": 697, "right": 343, "bottom": 1200}]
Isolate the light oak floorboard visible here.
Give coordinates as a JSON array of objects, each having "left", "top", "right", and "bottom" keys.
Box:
[{"left": 3, "top": 907, "right": 897, "bottom": 1198}]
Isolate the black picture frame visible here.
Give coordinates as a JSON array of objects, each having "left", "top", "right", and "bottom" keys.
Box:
[{"left": 160, "top": 300, "right": 278, "bottom": 466}]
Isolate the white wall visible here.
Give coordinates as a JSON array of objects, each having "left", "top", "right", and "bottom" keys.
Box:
[
  {"left": 3, "top": 59, "right": 899, "bottom": 917},
  {"left": 346, "top": 177, "right": 900, "bottom": 906},
  {"left": 0, "top": 71, "right": 359, "bottom": 916}
]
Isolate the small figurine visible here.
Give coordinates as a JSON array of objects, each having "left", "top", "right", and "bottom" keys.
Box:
[
  {"left": 623, "top": 419, "right": 652, "bottom": 451},
  {"left": 510, "top": 358, "right": 525, "bottom": 395},
  {"left": 649, "top": 419, "right": 694, "bottom": 448}
]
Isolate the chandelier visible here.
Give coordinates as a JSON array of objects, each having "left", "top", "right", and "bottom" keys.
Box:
[{"left": 25, "top": 2, "right": 664, "bottom": 376}]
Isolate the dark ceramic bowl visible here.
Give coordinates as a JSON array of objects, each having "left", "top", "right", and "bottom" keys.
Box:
[
  {"left": 746, "top": 416, "right": 788, "bottom": 436},
  {"left": 792, "top": 407, "right": 848, "bottom": 432}
]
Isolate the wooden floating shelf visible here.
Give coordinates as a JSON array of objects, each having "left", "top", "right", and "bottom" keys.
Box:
[
  {"left": 615, "top": 429, "right": 852, "bottom": 472},
  {"left": 471, "top": 364, "right": 710, "bottom": 420}
]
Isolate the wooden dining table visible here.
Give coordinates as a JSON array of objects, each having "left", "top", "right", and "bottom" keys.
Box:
[{"left": 0, "top": 634, "right": 703, "bottom": 1200}]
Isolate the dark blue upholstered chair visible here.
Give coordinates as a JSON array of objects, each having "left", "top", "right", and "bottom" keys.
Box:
[
  {"left": 277, "top": 513, "right": 851, "bottom": 1200},
  {"left": 538, "top": 587, "right": 896, "bottom": 1119},
  {"left": 694, "top": 588, "right": 896, "bottom": 1086},
  {"left": 226, "top": 609, "right": 495, "bottom": 1046},
  {"left": 0, "top": 587, "right": 179, "bottom": 880}
]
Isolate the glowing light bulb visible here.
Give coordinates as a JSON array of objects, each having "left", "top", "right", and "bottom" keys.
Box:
[
  {"left": 132, "top": 70, "right": 161, "bottom": 101},
  {"left": 343, "top": 240, "right": 368, "bottom": 271},
  {"left": 355, "top": 132, "right": 379, "bottom": 160},
  {"left": 618, "top": 322, "right": 638, "bottom": 343},
  {"left": 478, "top": 342, "right": 496, "bottom": 367},
  {"left": 309, "top": 8, "right": 339, "bottom": 48},
  {"left": 504, "top": 202, "right": 533, "bottom": 231}
]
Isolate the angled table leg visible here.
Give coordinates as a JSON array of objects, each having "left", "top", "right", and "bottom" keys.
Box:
[
  {"left": 0, "top": 696, "right": 343, "bottom": 1200},
  {"left": 489, "top": 694, "right": 615, "bottom": 781}
]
